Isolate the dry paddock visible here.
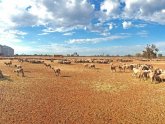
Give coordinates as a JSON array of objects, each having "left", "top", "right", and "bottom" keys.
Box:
[{"left": 1, "top": 59, "right": 165, "bottom": 124}]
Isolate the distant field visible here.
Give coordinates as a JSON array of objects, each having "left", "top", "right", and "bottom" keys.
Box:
[{"left": 1, "top": 57, "right": 165, "bottom": 123}]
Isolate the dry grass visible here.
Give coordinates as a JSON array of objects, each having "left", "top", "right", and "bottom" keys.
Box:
[{"left": 1, "top": 58, "right": 165, "bottom": 123}]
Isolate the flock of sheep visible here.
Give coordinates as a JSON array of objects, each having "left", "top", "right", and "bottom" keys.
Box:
[
  {"left": 1, "top": 59, "right": 61, "bottom": 78},
  {"left": 43, "top": 62, "right": 61, "bottom": 76},
  {"left": 4, "top": 61, "right": 25, "bottom": 77},
  {"left": 1, "top": 58, "right": 165, "bottom": 83},
  {"left": 110, "top": 63, "right": 165, "bottom": 83}
]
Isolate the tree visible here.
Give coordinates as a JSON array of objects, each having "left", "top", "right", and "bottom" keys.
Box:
[
  {"left": 135, "top": 53, "right": 142, "bottom": 57},
  {"left": 142, "top": 44, "right": 159, "bottom": 59},
  {"left": 125, "top": 54, "right": 133, "bottom": 57},
  {"left": 67, "top": 54, "right": 71, "bottom": 57},
  {"left": 106, "top": 54, "right": 110, "bottom": 57},
  {"left": 71, "top": 52, "right": 79, "bottom": 56},
  {"left": 158, "top": 53, "right": 163, "bottom": 57}
]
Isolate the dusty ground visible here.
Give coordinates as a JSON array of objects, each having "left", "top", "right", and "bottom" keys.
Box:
[{"left": 1, "top": 59, "right": 165, "bottom": 124}]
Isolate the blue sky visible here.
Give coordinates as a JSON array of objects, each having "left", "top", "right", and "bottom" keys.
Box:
[{"left": 0, "top": 0, "right": 165, "bottom": 55}]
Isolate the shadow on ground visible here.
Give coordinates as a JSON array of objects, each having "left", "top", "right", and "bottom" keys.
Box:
[{"left": 0, "top": 76, "right": 13, "bottom": 82}]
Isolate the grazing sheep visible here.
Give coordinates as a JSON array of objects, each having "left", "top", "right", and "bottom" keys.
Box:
[
  {"left": 14, "top": 68, "right": 25, "bottom": 77},
  {"left": 152, "top": 69, "right": 165, "bottom": 83},
  {"left": 63, "top": 61, "right": 71, "bottom": 64},
  {"left": 44, "top": 63, "right": 51, "bottom": 68},
  {"left": 156, "top": 73, "right": 165, "bottom": 82},
  {"left": 148, "top": 70, "right": 155, "bottom": 82},
  {"left": 139, "top": 70, "right": 151, "bottom": 81},
  {"left": 155, "top": 68, "right": 162, "bottom": 75},
  {"left": 132, "top": 67, "right": 142, "bottom": 77},
  {"left": 0, "top": 70, "right": 4, "bottom": 78},
  {"left": 89, "top": 64, "right": 95, "bottom": 68},
  {"left": 14, "top": 65, "right": 22, "bottom": 69},
  {"left": 118, "top": 64, "right": 126, "bottom": 72},
  {"left": 110, "top": 64, "right": 116, "bottom": 72},
  {"left": 4, "top": 61, "right": 12, "bottom": 67},
  {"left": 84, "top": 64, "right": 89, "bottom": 68},
  {"left": 129, "top": 64, "right": 136, "bottom": 70},
  {"left": 52, "top": 68, "right": 61, "bottom": 76}
]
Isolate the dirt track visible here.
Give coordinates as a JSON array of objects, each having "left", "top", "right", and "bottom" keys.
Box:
[{"left": 1, "top": 59, "right": 165, "bottom": 124}]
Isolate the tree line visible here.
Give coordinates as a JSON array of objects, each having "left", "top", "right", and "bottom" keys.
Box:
[{"left": 135, "top": 44, "right": 162, "bottom": 58}]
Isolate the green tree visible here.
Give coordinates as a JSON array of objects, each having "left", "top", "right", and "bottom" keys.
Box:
[{"left": 142, "top": 44, "right": 159, "bottom": 59}]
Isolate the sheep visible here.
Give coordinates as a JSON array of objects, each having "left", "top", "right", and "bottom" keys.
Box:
[
  {"left": 151, "top": 68, "right": 165, "bottom": 83},
  {"left": 88, "top": 64, "right": 95, "bottom": 69},
  {"left": 44, "top": 63, "right": 51, "bottom": 68},
  {"left": 14, "top": 68, "right": 25, "bottom": 77},
  {"left": 156, "top": 73, "right": 165, "bottom": 83},
  {"left": 132, "top": 67, "right": 142, "bottom": 77},
  {"left": 139, "top": 70, "right": 151, "bottom": 81},
  {"left": 52, "top": 68, "right": 61, "bottom": 76},
  {"left": 110, "top": 64, "right": 117, "bottom": 72},
  {"left": 148, "top": 70, "right": 155, "bottom": 82},
  {"left": 0, "top": 70, "right": 4, "bottom": 78},
  {"left": 118, "top": 64, "right": 126, "bottom": 72},
  {"left": 84, "top": 64, "right": 89, "bottom": 68},
  {"left": 14, "top": 65, "right": 22, "bottom": 69},
  {"left": 63, "top": 61, "right": 71, "bottom": 64},
  {"left": 4, "top": 61, "right": 12, "bottom": 67},
  {"left": 129, "top": 64, "right": 136, "bottom": 70}
]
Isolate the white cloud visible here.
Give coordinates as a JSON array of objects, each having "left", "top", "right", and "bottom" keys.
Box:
[
  {"left": 136, "top": 30, "right": 148, "bottom": 37},
  {"left": 0, "top": 0, "right": 165, "bottom": 56},
  {"left": 0, "top": 0, "right": 95, "bottom": 32},
  {"left": 108, "top": 23, "right": 113, "bottom": 30},
  {"left": 0, "top": 30, "right": 23, "bottom": 43},
  {"left": 66, "top": 35, "right": 127, "bottom": 44},
  {"left": 134, "top": 23, "right": 146, "bottom": 28},
  {"left": 0, "top": 0, "right": 96, "bottom": 52},
  {"left": 123, "top": 0, "right": 165, "bottom": 24},
  {"left": 99, "top": 0, "right": 165, "bottom": 25},
  {"left": 100, "top": 0, "right": 120, "bottom": 18},
  {"left": 8, "top": 30, "right": 28, "bottom": 36},
  {"left": 38, "top": 32, "right": 49, "bottom": 35},
  {"left": 63, "top": 32, "right": 75, "bottom": 36},
  {"left": 122, "top": 21, "right": 133, "bottom": 29}
]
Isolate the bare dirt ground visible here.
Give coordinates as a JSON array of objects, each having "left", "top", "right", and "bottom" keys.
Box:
[{"left": 1, "top": 59, "right": 165, "bottom": 124}]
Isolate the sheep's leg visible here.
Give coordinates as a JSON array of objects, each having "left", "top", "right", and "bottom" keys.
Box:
[{"left": 22, "top": 71, "right": 25, "bottom": 77}]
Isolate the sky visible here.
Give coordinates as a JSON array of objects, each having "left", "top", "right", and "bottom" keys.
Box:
[{"left": 0, "top": 0, "right": 165, "bottom": 56}]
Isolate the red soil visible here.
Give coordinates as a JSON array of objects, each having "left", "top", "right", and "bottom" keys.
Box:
[{"left": 1, "top": 59, "right": 165, "bottom": 124}]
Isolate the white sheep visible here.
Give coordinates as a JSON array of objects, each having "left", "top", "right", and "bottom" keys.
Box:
[
  {"left": 52, "top": 67, "right": 61, "bottom": 76},
  {"left": 14, "top": 68, "right": 25, "bottom": 77}
]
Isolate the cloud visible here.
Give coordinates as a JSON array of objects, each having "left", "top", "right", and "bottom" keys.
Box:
[
  {"left": 100, "top": 0, "right": 121, "bottom": 20},
  {"left": 99, "top": 0, "right": 165, "bottom": 25},
  {"left": 136, "top": 30, "right": 148, "bottom": 37},
  {"left": 66, "top": 35, "right": 127, "bottom": 44},
  {"left": 38, "top": 32, "right": 49, "bottom": 35},
  {"left": 1, "top": 0, "right": 165, "bottom": 33},
  {"left": 0, "top": 0, "right": 165, "bottom": 56},
  {"left": 63, "top": 32, "right": 75, "bottom": 36},
  {"left": 6, "top": 0, "right": 95, "bottom": 32},
  {"left": 123, "top": 0, "right": 165, "bottom": 24},
  {"left": 11, "top": 43, "right": 144, "bottom": 56},
  {"left": 122, "top": 21, "right": 133, "bottom": 29},
  {"left": 8, "top": 30, "right": 28, "bottom": 36},
  {"left": 0, "top": 30, "right": 23, "bottom": 43},
  {"left": 0, "top": 0, "right": 95, "bottom": 33},
  {"left": 108, "top": 23, "right": 113, "bottom": 30}
]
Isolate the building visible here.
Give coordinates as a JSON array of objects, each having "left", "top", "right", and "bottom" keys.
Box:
[{"left": 0, "top": 45, "right": 14, "bottom": 57}]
